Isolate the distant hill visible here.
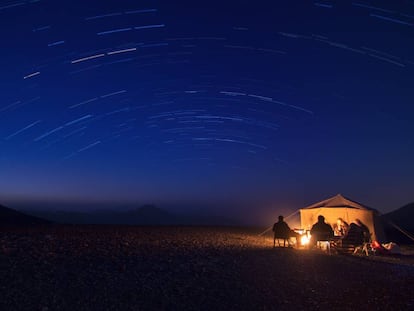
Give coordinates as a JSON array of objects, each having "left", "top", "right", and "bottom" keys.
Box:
[
  {"left": 23, "top": 205, "right": 173, "bottom": 225},
  {"left": 383, "top": 202, "right": 414, "bottom": 229},
  {"left": 382, "top": 202, "right": 414, "bottom": 244},
  {"left": 0, "top": 204, "right": 51, "bottom": 225},
  {"left": 23, "top": 204, "right": 237, "bottom": 226}
]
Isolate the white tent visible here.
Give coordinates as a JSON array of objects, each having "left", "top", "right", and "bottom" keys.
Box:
[{"left": 300, "top": 194, "right": 386, "bottom": 242}]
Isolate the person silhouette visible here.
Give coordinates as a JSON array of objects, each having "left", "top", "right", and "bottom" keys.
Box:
[
  {"left": 310, "top": 215, "right": 334, "bottom": 247},
  {"left": 355, "top": 219, "right": 371, "bottom": 243},
  {"left": 272, "top": 215, "right": 300, "bottom": 247},
  {"left": 333, "top": 218, "right": 349, "bottom": 237}
]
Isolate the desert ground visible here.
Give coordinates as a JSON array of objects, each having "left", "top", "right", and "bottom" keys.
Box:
[{"left": 1, "top": 226, "right": 413, "bottom": 310}]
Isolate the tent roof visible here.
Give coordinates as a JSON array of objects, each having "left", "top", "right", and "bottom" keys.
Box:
[{"left": 302, "top": 194, "right": 375, "bottom": 211}]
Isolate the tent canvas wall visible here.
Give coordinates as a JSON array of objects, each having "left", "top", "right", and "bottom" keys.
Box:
[{"left": 300, "top": 194, "right": 386, "bottom": 242}]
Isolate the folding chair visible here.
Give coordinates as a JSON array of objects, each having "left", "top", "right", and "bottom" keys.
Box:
[
  {"left": 316, "top": 240, "right": 332, "bottom": 254},
  {"left": 274, "top": 233, "right": 292, "bottom": 247},
  {"left": 316, "top": 233, "right": 335, "bottom": 255},
  {"left": 353, "top": 242, "right": 372, "bottom": 256}
]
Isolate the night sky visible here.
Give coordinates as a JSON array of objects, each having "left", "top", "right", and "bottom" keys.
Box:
[{"left": 1, "top": 0, "right": 413, "bottom": 220}]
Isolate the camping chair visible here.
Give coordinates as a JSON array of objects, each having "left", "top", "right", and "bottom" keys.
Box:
[
  {"left": 353, "top": 233, "right": 374, "bottom": 256},
  {"left": 274, "top": 233, "right": 292, "bottom": 247},
  {"left": 315, "top": 233, "right": 335, "bottom": 255},
  {"left": 353, "top": 242, "right": 373, "bottom": 256}
]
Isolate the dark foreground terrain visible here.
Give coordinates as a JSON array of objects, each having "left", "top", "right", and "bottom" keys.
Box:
[{"left": 1, "top": 226, "right": 413, "bottom": 310}]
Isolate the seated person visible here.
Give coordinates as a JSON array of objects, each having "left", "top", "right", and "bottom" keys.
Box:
[
  {"left": 341, "top": 219, "right": 370, "bottom": 246},
  {"left": 333, "top": 218, "right": 349, "bottom": 237},
  {"left": 272, "top": 215, "right": 301, "bottom": 247},
  {"left": 371, "top": 241, "right": 389, "bottom": 255},
  {"left": 310, "top": 215, "right": 334, "bottom": 247},
  {"left": 341, "top": 223, "right": 363, "bottom": 246},
  {"left": 355, "top": 219, "right": 371, "bottom": 243},
  {"left": 371, "top": 240, "right": 397, "bottom": 255}
]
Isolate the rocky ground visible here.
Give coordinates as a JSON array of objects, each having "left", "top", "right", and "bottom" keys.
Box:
[{"left": 1, "top": 226, "right": 413, "bottom": 310}]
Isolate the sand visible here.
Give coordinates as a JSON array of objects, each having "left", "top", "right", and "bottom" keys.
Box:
[{"left": 1, "top": 226, "right": 413, "bottom": 310}]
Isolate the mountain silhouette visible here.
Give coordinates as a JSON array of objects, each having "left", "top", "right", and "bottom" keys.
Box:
[
  {"left": 383, "top": 202, "right": 414, "bottom": 228},
  {"left": 0, "top": 204, "right": 51, "bottom": 225}
]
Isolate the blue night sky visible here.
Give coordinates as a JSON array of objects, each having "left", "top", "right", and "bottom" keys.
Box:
[{"left": 0, "top": 0, "right": 413, "bottom": 220}]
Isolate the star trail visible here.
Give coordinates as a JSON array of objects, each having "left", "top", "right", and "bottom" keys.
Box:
[{"left": 1, "top": 0, "right": 413, "bottom": 218}]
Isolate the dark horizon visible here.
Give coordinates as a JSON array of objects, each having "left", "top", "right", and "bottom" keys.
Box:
[{"left": 2, "top": 192, "right": 412, "bottom": 227}]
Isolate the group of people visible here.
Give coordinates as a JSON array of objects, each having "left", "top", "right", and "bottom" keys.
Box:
[{"left": 272, "top": 215, "right": 371, "bottom": 248}]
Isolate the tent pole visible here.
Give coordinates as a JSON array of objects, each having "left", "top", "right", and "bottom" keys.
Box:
[{"left": 388, "top": 221, "right": 414, "bottom": 242}]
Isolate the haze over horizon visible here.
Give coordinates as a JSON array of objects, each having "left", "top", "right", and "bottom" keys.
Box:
[{"left": 1, "top": 0, "right": 413, "bottom": 221}]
